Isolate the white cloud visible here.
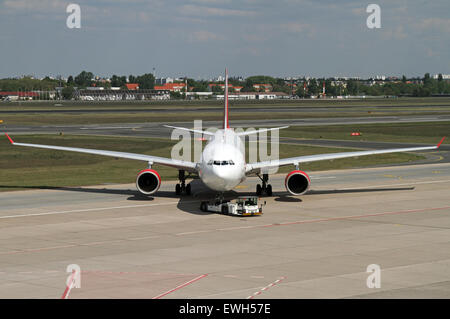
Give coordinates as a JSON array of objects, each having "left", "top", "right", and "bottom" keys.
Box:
[
  {"left": 179, "top": 4, "right": 257, "bottom": 17},
  {"left": 280, "top": 22, "right": 314, "bottom": 36},
  {"left": 418, "top": 17, "right": 450, "bottom": 33},
  {"left": 2, "top": 0, "right": 66, "bottom": 12},
  {"left": 382, "top": 25, "right": 407, "bottom": 40},
  {"left": 188, "top": 30, "right": 220, "bottom": 42}
]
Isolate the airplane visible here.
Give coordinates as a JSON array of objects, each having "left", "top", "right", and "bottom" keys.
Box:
[{"left": 4, "top": 69, "right": 446, "bottom": 198}]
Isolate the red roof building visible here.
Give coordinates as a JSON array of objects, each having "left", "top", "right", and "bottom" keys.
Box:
[
  {"left": 154, "top": 83, "right": 186, "bottom": 92},
  {"left": 125, "top": 83, "right": 139, "bottom": 90}
]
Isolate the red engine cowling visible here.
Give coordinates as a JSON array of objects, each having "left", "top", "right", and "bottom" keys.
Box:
[
  {"left": 136, "top": 169, "right": 161, "bottom": 195},
  {"left": 285, "top": 170, "right": 311, "bottom": 195}
]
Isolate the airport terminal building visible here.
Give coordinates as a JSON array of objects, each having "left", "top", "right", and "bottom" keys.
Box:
[{"left": 77, "top": 88, "right": 170, "bottom": 101}]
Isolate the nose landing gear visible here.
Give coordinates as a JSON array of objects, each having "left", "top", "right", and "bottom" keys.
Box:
[
  {"left": 256, "top": 173, "right": 272, "bottom": 196},
  {"left": 175, "top": 170, "right": 191, "bottom": 196}
]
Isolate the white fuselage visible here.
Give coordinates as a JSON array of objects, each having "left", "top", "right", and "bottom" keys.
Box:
[{"left": 198, "top": 129, "right": 246, "bottom": 192}]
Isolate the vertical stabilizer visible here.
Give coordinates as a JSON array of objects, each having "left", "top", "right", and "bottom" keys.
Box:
[{"left": 224, "top": 68, "right": 229, "bottom": 129}]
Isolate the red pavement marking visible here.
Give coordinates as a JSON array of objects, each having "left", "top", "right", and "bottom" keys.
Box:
[{"left": 152, "top": 274, "right": 208, "bottom": 299}]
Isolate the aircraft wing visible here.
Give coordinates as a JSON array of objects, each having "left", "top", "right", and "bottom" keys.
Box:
[
  {"left": 5, "top": 133, "right": 197, "bottom": 171},
  {"left": 246, "top": 137, "right": 446, "bottom": 173}
]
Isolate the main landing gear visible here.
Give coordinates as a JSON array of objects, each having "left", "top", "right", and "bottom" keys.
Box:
[
  {"left": 175, "top": 170, "right": 191, "bottom": 195},
  {"left": 256, "top": 173, "right": 272, "bottom": 196}
]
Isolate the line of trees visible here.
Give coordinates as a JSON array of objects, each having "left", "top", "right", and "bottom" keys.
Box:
[
  {"left": 2, "top": 72, "right": 450, "bottom": 100},
  {"left": 296, "top": 73, "right": 450, "bottom": 98},
  {"left": 0, "top": 76, "right": 60, "bottom": 91}
]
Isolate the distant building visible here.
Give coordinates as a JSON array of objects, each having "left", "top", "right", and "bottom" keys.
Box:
[
  {"left": 215, "top": 92, "right": 289, "bottom": 100},
  {"left": 214, "top": 75, "right": 225, "bottom": 82},
  {"left": 155, "top": 77, "right": 174, "bottom": 85},
  {"left": 154, "top": 83, "right": 186, "bottom": 92},
  {"left": 330, "top": 80, "right": 347, "bottom": 88},
  {"left": 77, "top": 89, "right": 169, "bottom": 101},
  {"left": 208, "top": 84, "right": 243, "bottom": 92},
  {"left": 252, "top": 84, "right": 273, "bottom": 92},
  {"left": 433, "top": 74, "right": 450, "bottom": 80},
  {"left": 186, "top": 92, "right": 213, "bottom": 100}
]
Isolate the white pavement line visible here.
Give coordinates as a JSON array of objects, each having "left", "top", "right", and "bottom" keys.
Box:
[
  {"left": 336, "top": 178, "right": 450, "bottom": 191},
  {"left": 0, "top": 200, "right": 197, "bottom": 220},
  {"left": 80, "top": 126, "right": 140, "bottom": 130},
  {"left": 176, "top": 230, "right": 212, "bottom": 236},
  {"left": 247, "top": 277, "right": 286, "bottom": 299},
  {"left": 152, "top": 274, "right": 208, "bottom": 299},
  {"left": 0, "top": 235, "right": 163, "bottom": 255}
]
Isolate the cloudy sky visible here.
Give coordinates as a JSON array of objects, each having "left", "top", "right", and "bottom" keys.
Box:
[{"left": 0, "top": 0, "right": 449, "bottom": 79}]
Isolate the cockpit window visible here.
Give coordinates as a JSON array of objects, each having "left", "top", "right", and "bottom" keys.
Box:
[{"left": 210, "top": 160, "right": 236, "bottom": 165}]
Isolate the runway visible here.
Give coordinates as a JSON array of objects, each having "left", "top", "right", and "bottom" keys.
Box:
[
  {"left": 4, "top": 115, "right": 450, "bottom": 139},
  {"left": 1, "top": 163, "right": 450, "bottom": 298}
]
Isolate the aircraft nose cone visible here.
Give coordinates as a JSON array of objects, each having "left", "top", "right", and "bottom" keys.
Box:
[{"left": 212, "top": 166, "right": 228, "bottom": 179}]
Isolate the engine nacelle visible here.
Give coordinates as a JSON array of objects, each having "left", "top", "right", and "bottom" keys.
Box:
[
  {"left": 136, "top": 169, "right": 161, "bottom": 195},
  {"left": 285, "top": 170, "right": 311, "bottom": 195}
]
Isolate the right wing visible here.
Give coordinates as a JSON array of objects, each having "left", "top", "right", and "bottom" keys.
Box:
[
  {"left": 246, "top": 137, "right": 446, "bottom": 173},
  {"left": 5, "top": 133, "right": 197, "bottom": 172}
]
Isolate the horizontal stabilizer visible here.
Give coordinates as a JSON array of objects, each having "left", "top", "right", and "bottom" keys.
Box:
[
  {"left": 163, "top": 125, "right": 215, "bottom": 136},
  {"left": 236, "top": 126, "right": 289, "bottom": 137}
]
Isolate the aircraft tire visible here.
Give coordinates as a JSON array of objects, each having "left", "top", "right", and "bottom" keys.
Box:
[
  {"left": 266, "top": 184, "right": 273, "bottom": 196},
  {"left": 256, "top": 184, "right": 262, "bottom": 196}
]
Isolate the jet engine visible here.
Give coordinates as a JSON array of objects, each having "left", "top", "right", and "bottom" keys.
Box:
[
  {"left": 285, "top": 170, "right": 310, "bottom": 195},
  {"left": 136, "top": 169, "right": 161, "bottom": 195}
]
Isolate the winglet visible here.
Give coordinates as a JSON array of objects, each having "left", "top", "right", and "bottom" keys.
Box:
[
  {"left": 5, "top": 133, "right": 14, "bottom": 144},
  {"left": 437, "top": 137, "right": 446, "bottom": 148}
]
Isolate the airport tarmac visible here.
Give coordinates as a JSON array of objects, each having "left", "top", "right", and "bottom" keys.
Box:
[{"left": 1, "top": 163, "right": 449, "bottom": 298}]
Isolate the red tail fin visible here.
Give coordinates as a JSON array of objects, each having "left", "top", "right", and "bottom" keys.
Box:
[{"left": 224, "top": 68, "right": 229, "bottom": 129}]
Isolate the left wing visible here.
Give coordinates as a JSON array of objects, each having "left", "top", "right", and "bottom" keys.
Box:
[
  {"left": 246, "top": 137, "right": 446, "bottom": 173},
  {"left": 5, "top": 133, "right": 197, "bottom": 171}
]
